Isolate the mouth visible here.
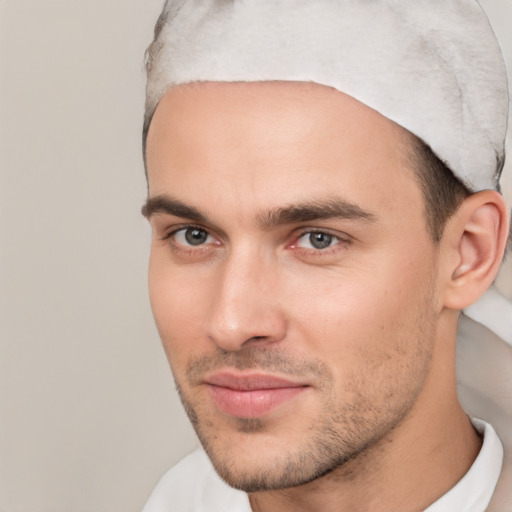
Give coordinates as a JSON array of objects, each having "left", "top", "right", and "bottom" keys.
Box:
[{"left": 204, "top": 371, "right": 309, "bottom": 419}]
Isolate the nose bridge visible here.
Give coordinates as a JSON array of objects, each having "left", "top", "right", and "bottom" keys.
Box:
[{"left": 204, "top": 243, "right": 286, "bottom": 351}]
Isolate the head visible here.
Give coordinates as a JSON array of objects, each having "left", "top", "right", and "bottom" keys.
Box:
[
  {"left": 142, "top": 0, "right": 510, "bottom": 494},
  {"left": 143, "top": 80, "right": 508, "bottom": 491}
]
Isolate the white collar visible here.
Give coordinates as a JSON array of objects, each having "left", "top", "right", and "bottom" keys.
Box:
[
  {"left": 218, "top": 417, "right": 504, "bottom": 512},
  {"left": 142, "top": 418, "right": 503, "bottom": 512},
  {"left": 424, "top": 418, "right": 503, "bottom": 512}
]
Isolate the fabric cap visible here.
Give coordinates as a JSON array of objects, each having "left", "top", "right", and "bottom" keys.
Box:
[{"left": 144, "top": 0, "right": 509, "bottom": 191}]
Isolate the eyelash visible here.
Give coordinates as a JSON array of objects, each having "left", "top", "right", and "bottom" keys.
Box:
[
  {"left": 290, "top": 229, "right": 351, "bottom": 256},
  {"left": 161, "top": 225, "right": 351, "bottom": 258},
  {"left": 163, "top": 224, "right": 201, "bottom": 238},
  {"left": 161, "top": 224, "right": 216, "bottom": 251}
]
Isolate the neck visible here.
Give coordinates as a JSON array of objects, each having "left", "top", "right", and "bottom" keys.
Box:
[{"left": 249, "top": 317, "right": 482, "bottom": 512}]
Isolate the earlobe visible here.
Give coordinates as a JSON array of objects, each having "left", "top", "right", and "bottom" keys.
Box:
[{"left": 443, "top": 190, "right": 509, "bottom": 310}]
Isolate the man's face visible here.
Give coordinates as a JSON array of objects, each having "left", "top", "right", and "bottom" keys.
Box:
[{"left": 145, "top": 82, "right": 441, "bottom": 492}]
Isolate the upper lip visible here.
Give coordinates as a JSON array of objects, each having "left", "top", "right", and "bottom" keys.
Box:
[{"left": 204, "top": 371, "right": 308, "bottom": 391}]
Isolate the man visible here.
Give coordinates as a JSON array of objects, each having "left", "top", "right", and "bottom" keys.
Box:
[{"left": 141, "top": 1, "right": 512, "bottom": 511}]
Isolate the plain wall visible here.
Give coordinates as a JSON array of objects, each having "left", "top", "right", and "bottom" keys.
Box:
[
  {"left": 0, "top": 2, "right": 198, "bottom": 511},
  {"left": 0, "top": 1, "right": 511, "bottom": 511}
]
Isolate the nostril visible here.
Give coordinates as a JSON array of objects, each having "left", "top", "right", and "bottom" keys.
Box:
[{"left": 241, "top": 335, "right": 275, "bottom": 347}]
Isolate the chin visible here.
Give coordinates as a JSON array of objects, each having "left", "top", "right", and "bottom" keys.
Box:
[
  {"left": 199, "top": 421, "right": 374, "bottom": 492},
  {"left": 183, "top": 395, "right": 405, "bottom": 493}
]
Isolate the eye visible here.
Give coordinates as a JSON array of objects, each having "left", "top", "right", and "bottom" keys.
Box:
[
  {"left": 173, "top": 227, "right": 214, "bottom": 247},
  {"left": 296, "top": 231, "right": 340, "bottom": 250}
]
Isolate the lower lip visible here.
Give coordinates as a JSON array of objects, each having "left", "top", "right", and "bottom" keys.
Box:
[{"left": 206, "top": 385, "right": 307, "bottom": 418}]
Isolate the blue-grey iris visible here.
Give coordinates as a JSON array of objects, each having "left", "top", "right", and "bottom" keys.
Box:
[
  {"left": 185, "top": 228, "right": 208, "bottom": 246},
  {"left": 309, "top": 232, "right": 332, "bottom": 249}
]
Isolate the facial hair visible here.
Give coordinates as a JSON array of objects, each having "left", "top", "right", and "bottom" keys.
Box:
[{"left": 173, "top": 316, "right": 435, "bottom": 494}]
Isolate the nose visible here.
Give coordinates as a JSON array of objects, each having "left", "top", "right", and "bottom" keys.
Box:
[{"left": 203, "top": 251, "right": 287, "bottom": 352}]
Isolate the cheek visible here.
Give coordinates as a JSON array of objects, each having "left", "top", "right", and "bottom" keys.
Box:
[
  {"left": 291, "top": 267, "right": 436, "bottom": 421},
  {"left": 290, "top": 247, "right": 436, "bottom": 367},
  {"left": 148, "top": 252, "right": 212, "bottom": 369}
]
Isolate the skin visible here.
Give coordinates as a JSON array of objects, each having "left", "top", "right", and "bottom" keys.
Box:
[{"left": 144, "top": 81, "right": 507, "bottom": 512}]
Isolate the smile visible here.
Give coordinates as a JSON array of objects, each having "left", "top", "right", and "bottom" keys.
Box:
[{"left": 204, "top": 372, "right": 309, "bottom": 419}]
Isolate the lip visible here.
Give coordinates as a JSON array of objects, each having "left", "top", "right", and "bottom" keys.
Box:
[{"left": 204, "top": 371, "right": 309, "bottom": 419}]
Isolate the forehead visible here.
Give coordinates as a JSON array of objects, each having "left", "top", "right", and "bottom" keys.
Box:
[
  {"left": 147, "top": 81, "right": 413, "bottom": 154},
  {"left": 145, "top": 81, "right": 424, "bottom": 227}
]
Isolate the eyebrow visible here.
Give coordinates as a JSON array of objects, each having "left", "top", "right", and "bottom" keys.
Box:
[
  {"left": 142, "top": 194, "right": 377, "bottom": 226},
  {"left": 258, "top": 198, "right": 377, "bottom": 228},
  {"left": 142, "top": 195, "right": 207, "bottom": 222}
]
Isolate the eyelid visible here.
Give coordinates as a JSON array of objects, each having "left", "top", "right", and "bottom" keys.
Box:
[
  {"left": 161, "top": 223, "right": 210, "bottom": 241},
  {"left": 292, "top": 227, "right": 351, "bottom": 243},
  {"left": 160, "top": 224, "right": 222, "bottom": 261},
  {"left": 296, "top": 231, "right": 338, "bottom": 249},
  {"left": 287, "top": 227, "right": 352, "bottom": 256}
]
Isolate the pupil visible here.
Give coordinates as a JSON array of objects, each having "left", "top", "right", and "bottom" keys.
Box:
[
  {"left": 310, "top": 232, "right": 332, "bottom": 249},
  {"left": 185, "top": 228, "right": 208, "bottom": 246}
]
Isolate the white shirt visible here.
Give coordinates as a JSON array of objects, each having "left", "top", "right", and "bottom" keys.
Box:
[
  {"left": 424, "top": 419, "right": 503, "bottom": 512},
  {"left": 142, "top": 418, "right": 503, "bottom": 512}
]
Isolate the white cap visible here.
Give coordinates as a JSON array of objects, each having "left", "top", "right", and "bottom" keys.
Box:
[{"left": 144, "top": 0, "right": 508, "bottom": 191}]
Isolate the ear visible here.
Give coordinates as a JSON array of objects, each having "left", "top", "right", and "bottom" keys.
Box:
[{"left": 441, "top": 190, "right": 509, "bottom": 310}]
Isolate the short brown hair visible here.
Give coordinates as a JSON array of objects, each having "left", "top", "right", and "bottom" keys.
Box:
[{"left": 409, "top": 139, "right": 471, "bottom": 243}]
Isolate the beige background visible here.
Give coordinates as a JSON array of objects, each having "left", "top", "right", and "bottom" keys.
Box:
[
  {"left": 0, "top": 2, "right": 198, "bottom": 511},
  {"left": 0, "top": 1, "right": 511, "bottom": 511}
]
